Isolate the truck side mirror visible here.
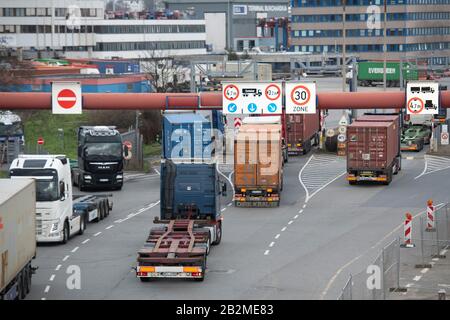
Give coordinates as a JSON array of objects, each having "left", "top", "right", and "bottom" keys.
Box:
[
  {"left": 77, "top": 145, "right": 82, "bottom": 157},
  {"left": 221, "top": 183, "right": 227, "bottom": 197},
  {"left": 59, "top": 182, "right": 66, "bottom": 201}
]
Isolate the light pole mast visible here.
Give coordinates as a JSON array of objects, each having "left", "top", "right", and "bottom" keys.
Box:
[
  {"left": 342, "top": 0, "right": 347, "bottom": 92},
  {"left": 383, "top": 0, "right": 387, "bottom": 92}
]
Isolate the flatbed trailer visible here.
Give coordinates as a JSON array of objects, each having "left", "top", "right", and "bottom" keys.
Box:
[
  {"left": 136, "top": 218, "right": 216, "bottom": 282},
  {"left": 72, "top": 194, "right": 113, "bottom": 223}
]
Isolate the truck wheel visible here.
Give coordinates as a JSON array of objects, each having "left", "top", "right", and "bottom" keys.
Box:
[
  {"left": 24, "top": 267, "right": 30, "bottom": 295},
  {"left": 140, "top": 277, "right": 152, "bottom": 282},
  {"left": 104, "top": 200, "right": 110, "bottom": 217},
  {"left": 62, "top": 221, "right": 70, "bottom": 244},
  {"left": 79, "top": 179, "right": 86, "bottom": 192},
  {"left": 212, "top": 221, "right": 222, "bottom": 245},
  {"left": 78, "top": 214, "right": 86, "bottom": 235},
  {"left": 27, "top": 265, "right": 32, "bottom": 294}
]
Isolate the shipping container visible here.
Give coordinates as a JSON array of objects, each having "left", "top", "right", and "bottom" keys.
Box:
[
  {"left": 357, "top": 61, "right": 418, "bottom": 87},
  {"left": 0, "top": 179, "right": 36, "bottom": 300},
  {"left": 234, "top": 123, "right": 283, "bottom": 207},
  {"left": 162, "top": 113, "right": 214, "bottom": 160},
  {"left": 347, "top": 121, "right": 400, "bottom": 185},
  {"left": 286, "top": 112, "right": 320, "bottom": 155}
]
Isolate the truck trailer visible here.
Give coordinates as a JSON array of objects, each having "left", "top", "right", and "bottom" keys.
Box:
[
  {"left": 10, "top": 155, "right": 113, "bottom": 243},
  {"left": 355, "top": 61, "right": 418, "bottom": 87},
  {"left": 136, "top": 160, "right": 226, "bottom": 282},
  {"left": 234, "top": 120, "right": 283, "bottom": 207},
  {"left": 0, "top": 179, "right": 36, "bottom": 300},
  {"left": 347, "top": 121, "right": 400, "bottom": 185},
  {"left": 286, "top": 112, "right": 320, "bottom": 155}
]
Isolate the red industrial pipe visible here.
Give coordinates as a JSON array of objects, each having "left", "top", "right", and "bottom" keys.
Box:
[{"left": 1, "top": 91, "right": 449, "bottom": 110}]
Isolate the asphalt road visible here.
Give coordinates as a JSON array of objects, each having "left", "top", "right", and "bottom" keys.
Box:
[{"left": 26, "top": 144, "right": 450, "bottom": 300}]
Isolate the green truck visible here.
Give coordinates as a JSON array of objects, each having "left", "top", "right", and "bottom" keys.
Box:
[{"left": 349, "top": 61, "right": 419, "bottom": 87}]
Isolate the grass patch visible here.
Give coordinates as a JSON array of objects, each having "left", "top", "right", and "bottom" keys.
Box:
[
  {"left": 143, "top": 142, "right": 161, "bottom": 158},
  {"left": 23, "top": 111, "right": 88, "bottom": 160},
  {"left": 0, "top": 170, "right": 9, "bottom": 178}
]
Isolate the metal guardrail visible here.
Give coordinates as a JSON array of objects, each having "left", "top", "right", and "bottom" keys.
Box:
[{"left": 338, "top": 204, "right": 450, "bottom": 300}]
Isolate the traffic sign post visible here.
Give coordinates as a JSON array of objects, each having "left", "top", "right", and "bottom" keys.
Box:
[
  {"left": 222, "top": 82, "right": 282, "bottom": 115},
  {"left": 406, "top": 81, "right": 439, "bottom": 115},
  {"left": 285, "top": 82, "right": 317, "bottom": 114},
  {"left": 52, "top": 81, "right": 82, "bottom": 114}
]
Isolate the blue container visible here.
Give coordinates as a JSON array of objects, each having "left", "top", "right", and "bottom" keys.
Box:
[
  {"left": 160, "top": 160, "right": 220, "bottom": 220},
  {"left": 163, "top": 113, "right": 213, "bottom": 160},
  {"left": 92, "top": 60, "right": 140, "bottom": 74}
]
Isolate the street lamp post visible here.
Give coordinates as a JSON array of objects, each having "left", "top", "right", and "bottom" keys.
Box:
[
  {"left": 342, "top": 0, "right": 347, "bottom": 92},
  {"left": 383, "top": 0, "right": 387, "bottom": 92}
]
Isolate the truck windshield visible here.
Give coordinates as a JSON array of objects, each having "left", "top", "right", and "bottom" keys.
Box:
[
  {"left": 85, "top": 143, "right": 122, "bottom": 159},
  {"left": 0, "top": 123, "right": 23, "bottom": 136},
  {"left": 9, "top": 169, "right": 59, "bottom": 202},
  {"left": 36, "top": 180, "right": 59, "bottom": 202}
]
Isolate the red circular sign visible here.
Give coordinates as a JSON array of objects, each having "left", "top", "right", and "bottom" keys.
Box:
[
  {"left": 223, "top": 84, "right": 240, "bottom": 101},
  {"left": 57, "top": 89, "right": 77, "bottom": 109},
  {"left": 37, "top": 137, "right": 44, "bottom": 145},
  {"left": 407, "top": 97, "right": 424, "bottom": 114},
  {"left": 265, "top": 84, "right": 281, "bottom": 101},
  {"left": 291, "top": 85, "right": 311, "bottom": 106}
]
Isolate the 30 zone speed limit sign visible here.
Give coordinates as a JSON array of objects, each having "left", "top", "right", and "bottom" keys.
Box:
[{"left": 285, "top": 82, "right": 317, "bottom": 114}]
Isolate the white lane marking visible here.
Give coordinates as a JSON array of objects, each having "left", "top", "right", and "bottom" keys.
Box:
[
  {"left": 269, "top": 242, "right": 275, "bottom": 248},
  {"left": 275, "top": 234, "right": 281, "bottom": 239},
  {"left": 114, "top": 219, "right": 123, "bottom": 224},
  {"left": 441, "top": 249, "right": 448, "bottom": 255},
  {"left": 281, "top": 227, "right": 287, "bottom": 232},
  {"left": 432, "top": 258, "right": 439, "bottom": 261},
  {"left": 221, "top": 208, "right": 226, "bottom": 212},
  {"left": 41, "top": 298, "right": 46, "bottom": 300},
  {"left": 154, "top": 168, "right": 160, "bottom": 175},
  {"left": 119, "top": 201, "right": 160, "bottom": 223},
  {"left": 320, "top": 254, "right": 363, "bottom": 300},
  {"left": 49, "top": 275, "right": 55, "bottom": 282},
  {"left": 264, "top": 250, "right": 270, "bottom": 256},
  {"left": 82, "top": 239, "right": 90, "bottom": 244},
  {"left": 106, "top": 225, "right": 114, "bottom": 230},
  {"left": 94, "top": 232, "right": 102, "bottom": 237},
  {"left": 71, "top": 247, "right": 79, "bottom": 253},
  {"left": 303, "top": 204, "right": 306, "bottom": 209},
  {"left": 228, "top": 203, "right": 232, "bottom": 207},
  {"left": 44, "top": 286, "right": 50, "bottom": 293},
  {"left": 299, "top": 209, "right": 303, "bottom": 214},
  {"left": 438, "top": 284, "right": 450, "bottom": 288},
  {"left": 413, "top": 275, "right": 422, "bottom": 281},
  {"left": 288, "top": 220, "right": 294, "bottom": 225},
  {"left": 294, "top": 215, "right": 299, "bottom": 219},
  {"left": 62, "top": 255, "right": 70, "bottom": 262},
  {"left": 406, "top": 283, "right": 413, "bottom": 288},
  {"left": 55, "top": 265, "right": 62, "bottom": 271},
  {"left": 430, "top": 261, "right": 436, "bottom": 266},
  {"left": 421, "top": 268, "right": 429, "bottom": 274},
  {"left": 415, "top": 155, "right": 450, "bottom": 180}
]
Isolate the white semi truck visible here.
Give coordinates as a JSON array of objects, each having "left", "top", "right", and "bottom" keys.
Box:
[
  {"left": 9, "top": 155, "right": 113, "bottom": 244},
  {"left": 0, "top": 179, "right": 36, "bottom": 300}
]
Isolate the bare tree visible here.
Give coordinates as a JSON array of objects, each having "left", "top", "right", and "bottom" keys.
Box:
[{"left": 0, "top": 48, "right": 32, "bottom": 92}]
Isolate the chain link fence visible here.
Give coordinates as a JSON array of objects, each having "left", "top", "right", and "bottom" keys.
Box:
[{"left": 338, "top": 203, "right": 450, "bottom": 300}]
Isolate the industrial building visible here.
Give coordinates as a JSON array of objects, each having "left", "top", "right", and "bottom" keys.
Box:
[
  {"left": 163, "top": 0, "right": 289, "bottom": 53},
  {"left": 0, "top": 0, "right": 207, "bottom": 59},
  {"left": 290, "top": 0, "right": 450, "bottom": 65}
]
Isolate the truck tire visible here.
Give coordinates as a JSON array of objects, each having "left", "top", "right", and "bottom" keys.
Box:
[
  {"left": 104, "top": 200, "right": 110, "bottom": 217},
  {"left": 212, "top": 221, "right": 222, "bottom": 245},
  {"left": 26, "top": 265, "right": 32, "bottom": 294},
  {"left": 20, "top": 271, "right": 26, "bottom": 299},
  {"left": 140, "top": 277, "right": 152, "bottom": 282},
  {"left": 62, "top": 221, "right": 70, "bottom": 244}
]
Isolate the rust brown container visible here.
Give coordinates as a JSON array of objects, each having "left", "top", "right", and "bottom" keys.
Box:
[
  {"left": 347, "top": 121, "right": 398, "bottom": 171},
  {"left": 286, "top": 112, "right": 320, "bottom": 154},
  {"left": 355, "top": 114, "right": 400, "bottom": 157}
]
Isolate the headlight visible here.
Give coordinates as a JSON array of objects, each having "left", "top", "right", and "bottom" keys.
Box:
[
  {"left": 51, "top": 222, "right": 59, "bottom": 232},
  {"left": 116, "top": 174, "right": 123, "bottom": 179},
  {"left": 84, "top": 175, "right": 92, "bottom": 180}
]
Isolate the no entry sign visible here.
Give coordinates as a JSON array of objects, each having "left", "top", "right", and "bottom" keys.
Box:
[
  {"left": 52, "top": 82, "right": 82, "bottom": 114},
  {"left": 222, "top": 82, "right": 282, "bottom": 114},
  {"left": 285, "top": 82, "right": 317, "bottom": 114}
]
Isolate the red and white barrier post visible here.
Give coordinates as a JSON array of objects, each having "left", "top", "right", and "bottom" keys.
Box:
[
  {"left": 426, "top": 199, "right": 436, "bottom": 232},
  {"left": 401, "top": 212, "right": 415, "bottom": 248}
]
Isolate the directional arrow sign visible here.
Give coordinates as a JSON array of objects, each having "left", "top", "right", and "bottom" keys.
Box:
[{"left": 222, "top": 82, "right": 282, "bottom": 114}]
